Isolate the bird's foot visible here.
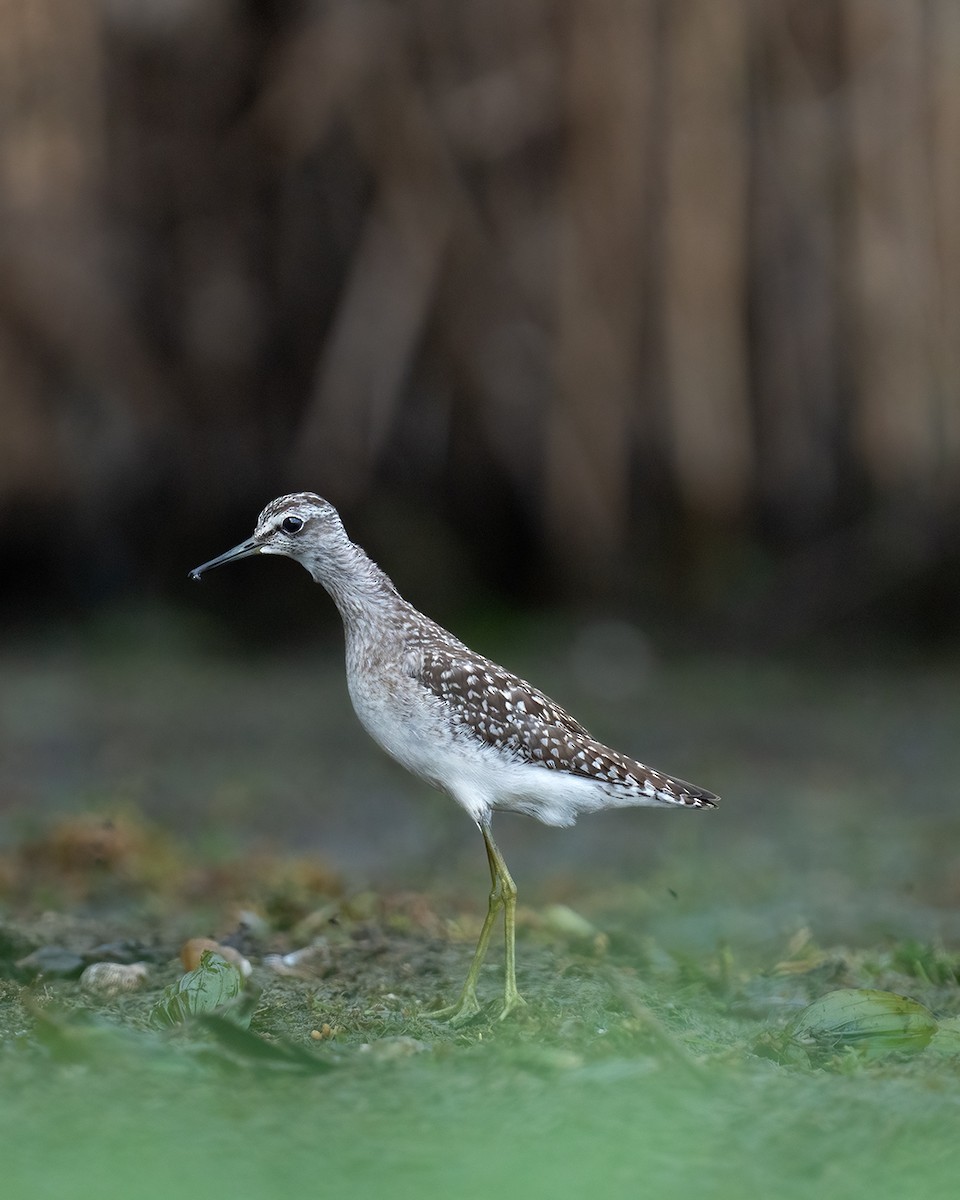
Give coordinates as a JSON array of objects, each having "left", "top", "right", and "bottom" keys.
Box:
[
  {"left": 496, "top": 988, "right": 527, "bottom": 1022},
  {"left": 428, "top": 986, "right": 527, "bottom": 1026},
  {"left": 426, "top": 989, "right": 483, "bottom": 1027}
]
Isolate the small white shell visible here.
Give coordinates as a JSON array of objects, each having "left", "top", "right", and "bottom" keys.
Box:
[
  {"left": 263, "top": 939, "right": 330, "bottom": 978},
  {"left": 79, "top": 961, "right": 149, "bottom": 996}
]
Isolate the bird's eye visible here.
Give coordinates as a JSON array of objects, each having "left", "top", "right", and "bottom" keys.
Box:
[{"left": 281, "top": 516, "right": 304, "bottom": 534}]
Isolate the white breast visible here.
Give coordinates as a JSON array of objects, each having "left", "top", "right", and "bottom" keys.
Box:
[{"left": 346, "top": 664, "right": 616, "bottom": 827}]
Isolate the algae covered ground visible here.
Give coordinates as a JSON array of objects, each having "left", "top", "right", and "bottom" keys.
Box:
[{"left": 2, "top": 619, "right": 960, "bottom": 1199}]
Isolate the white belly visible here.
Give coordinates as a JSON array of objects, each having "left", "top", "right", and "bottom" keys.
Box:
[{"left": 347, "top": 667, "right": 613, "bottom": 827}]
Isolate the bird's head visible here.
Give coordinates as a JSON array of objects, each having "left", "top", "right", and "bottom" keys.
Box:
[{"left": 189, "top": 492, "right": 346, "bottom": 580}]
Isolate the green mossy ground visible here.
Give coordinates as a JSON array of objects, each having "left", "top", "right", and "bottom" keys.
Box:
[{"left": 2, "top": 627, "right": 959, "bottom": 1198}]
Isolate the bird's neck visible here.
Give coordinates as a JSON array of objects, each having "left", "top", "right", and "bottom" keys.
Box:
[{"left": 307, "top": 538, "right": 403, "bottom": 631}]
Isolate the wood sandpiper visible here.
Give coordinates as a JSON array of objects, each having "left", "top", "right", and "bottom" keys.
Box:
[{"left": 190, "top": 492, "right": 718, "bottom": 1023}]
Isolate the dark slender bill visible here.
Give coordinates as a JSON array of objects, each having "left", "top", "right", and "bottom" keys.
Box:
[{"left": 188, "top": 539, "right": 261, "bottom": 580}]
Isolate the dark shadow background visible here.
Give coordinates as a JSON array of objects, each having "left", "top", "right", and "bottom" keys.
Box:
[{"left": 1, "top": 0, "right": 958, "bottom": 641}]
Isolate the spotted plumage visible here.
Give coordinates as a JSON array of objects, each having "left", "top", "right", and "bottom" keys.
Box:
[
  {"left": 411, "top": 640, "right": 716, "bottom": 815},
  {"left": 190, "top": 491, "right": 719, "bottom": 1023}
]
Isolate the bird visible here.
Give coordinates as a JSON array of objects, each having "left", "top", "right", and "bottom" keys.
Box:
[{"left": 189, "top": 492, "right": 718, "bottom": 1023}]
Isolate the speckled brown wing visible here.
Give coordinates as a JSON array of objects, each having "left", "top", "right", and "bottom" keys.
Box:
[{"left": 408, "top": 635, "right": 718, "bottom": 809}]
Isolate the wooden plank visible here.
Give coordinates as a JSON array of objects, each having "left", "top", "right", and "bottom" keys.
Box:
[
  {"left": 929, "top": 0, "right": 960, "bottom": 477},
  {"left": 749, "top": 1, "right": 846, "bottom": 529},
  {"left": 845, "top": 0, "right": 937, "bottom": 487},
  {"left": 661, "top": 0, "right": 752, "bottom": 516},
  {"left": 547, "top": 0, "right": 655, "bottom": 583}
]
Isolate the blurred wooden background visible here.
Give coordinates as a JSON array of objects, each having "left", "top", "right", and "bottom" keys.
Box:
[{"left": 1, "top": 0, "right": 958, "bottom": 636}]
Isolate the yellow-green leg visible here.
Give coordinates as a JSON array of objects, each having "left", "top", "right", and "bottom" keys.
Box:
[{"left": 429, "top": 820, "right": 527, "bottom": 1024}]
